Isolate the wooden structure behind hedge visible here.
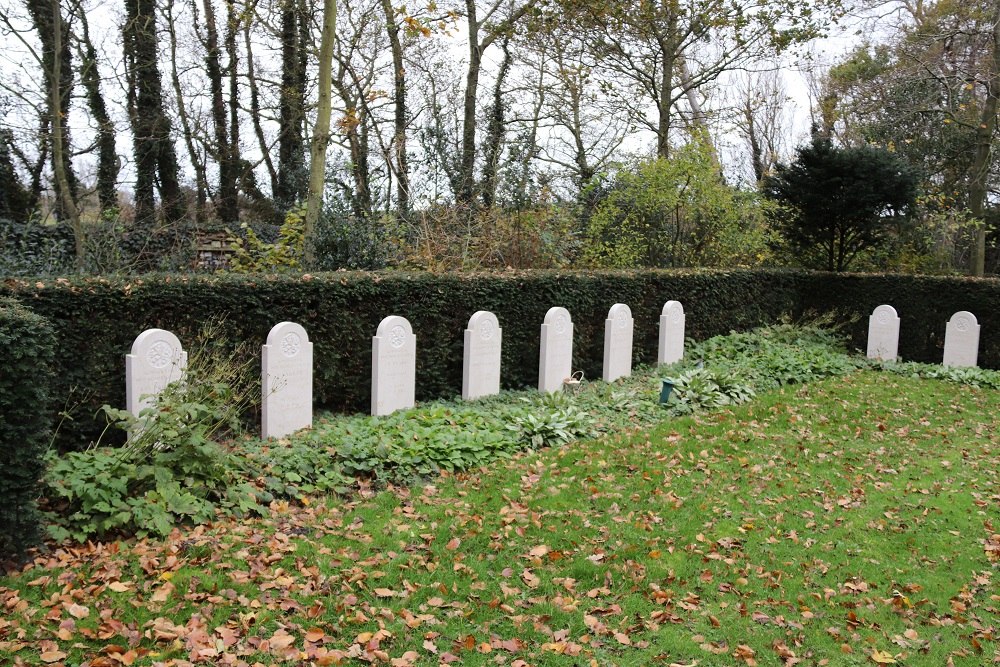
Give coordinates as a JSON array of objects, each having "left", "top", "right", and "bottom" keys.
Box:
[{"left": 3, "top": 269, "right": 998, "bottom": 449}]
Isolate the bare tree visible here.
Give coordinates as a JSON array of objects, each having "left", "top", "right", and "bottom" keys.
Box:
[
  {"left": 574, "top": 0, "right": 839, "bottom": 157},
  {"left": 24, "top": 0, "right": 78, "bottom": 217},
  {"left": 275, "top": 0, "right": 310, "bottom": 214},
  {"left": 71, "top": 1, "right": 119, "bottom": 213},
  {"left": 733, "top": 71, "right": 790, "bottom": 184},
  {"left": 165, "top": 0, "right": 209, "bottom": 222},
  {"left": 379, "top": 0, "right": 410, "bottom": 216},
  {"left": 47, "top": 0, "right": 83, "bottom": 268},
  {"left": 303, "top": 0, "right": 336, "bottom": 263},
  {"left": 517, "top": 17, "right": 630, "bottom": 197},
  {"left": 329, "top": 0, "right": 388, "bottom": 221},
  {"left": 124, "top": 0, "right": 186, "bottom": 231},
  {"left": 456, "top": 0, "right": 540, "bottom": 207}
]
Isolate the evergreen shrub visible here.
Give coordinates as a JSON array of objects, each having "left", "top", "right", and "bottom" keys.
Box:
[
  {"left": 3, "top": 269, "right": 998, "bottom": 450},
  {"left": 0, "top": 297, "right": 55, "bottom": 560},
  {"left": 795, "top": 272, "right": 1000, "bottom": 369},
  {"left": 0, "top": 269, "right": 801, "bottom": 447}
]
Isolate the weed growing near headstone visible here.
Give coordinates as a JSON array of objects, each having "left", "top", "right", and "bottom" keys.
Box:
[{"left": 44, "top": 327, "right": 262, "bottom": 541}]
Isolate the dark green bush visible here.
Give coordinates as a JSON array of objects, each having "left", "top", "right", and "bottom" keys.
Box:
[
  {"left": 0, "top": 270, "right": 801, "bottom": 448},
  {"left": 3, "top": 269, "right": 998, "bottom": 450},
  {"left": 795, "top": 272, "right": 1000, "bottom": 368},
  {"left": 0, "top": 218, "right": 75, "bottom": 276},
  {"left": 0, "top": 297, "right": 55, "bottom": 560}
]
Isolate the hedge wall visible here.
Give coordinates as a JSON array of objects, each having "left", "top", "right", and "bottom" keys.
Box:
[
  {"left": 0, "top": 297, "right": 55, "bottom": 560},
  {"left": 2, "top": 269, "right": 997, "bottom": 450},
  {"left": 0, "top": 270, "right": 801, "bottom": 447},
  {"left": 795, "top": 273, "right": 1000, "bottom": 368}
]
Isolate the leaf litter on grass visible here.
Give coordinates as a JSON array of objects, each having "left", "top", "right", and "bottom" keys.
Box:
[{"left": 1, "top": 371, "right": 999, "bottom": 666}]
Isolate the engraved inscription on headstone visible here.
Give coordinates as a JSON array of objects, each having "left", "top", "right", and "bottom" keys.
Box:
[
  {"left": 603, "top": 303, "right": 634, "bottom": 382},
  {"left": 538, "top": 307, "right": 573, "bottom": 393},
  {"left": 262, "top": 321, "right": 314, "bottom": 438},
  {"left": 943, "top": 310, "right": 980, "bottom": 368},
  {"left": 126, "top": 329, "right": 187, "bottom": 417},
  {"left": 866, "top": 304, "right": 900, "bottom": 361},
  {"left": 658, "top": 300, "right": 685, "bottom": 365},
  {"left": 372, "top": 315, "right": 416, "bottom": 415},
  {"left": 463, "top": 311, "right": 502, "bottom": 400}
]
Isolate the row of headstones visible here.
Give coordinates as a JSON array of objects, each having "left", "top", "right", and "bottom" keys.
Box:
[
  {"left": 126, "top": 301, "right": 688, "bottom": 439},
  {"left": 866, "top": 305, "right": 982, "bottom": 367}
]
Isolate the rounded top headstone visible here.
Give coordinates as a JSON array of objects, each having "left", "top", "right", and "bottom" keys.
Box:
[
  {"left": 950, "top": 311, "right": 978, "bottom": 332},
  {"left": 872, "top": 305, "right": 898, "bottom": 324},
  {"left": 130, "top": 329, "right": 183, "bottom": 368},
  {"left": 266, "top": 322, "right": 310, "bottom": 358},
  {"left": 662, "top": 300, "right": 684, "bottom": 323},
  {"left": 544, "top": 306, "right": 572, "bottom": 334},
  {"left": 377, "top": 315, "right": 413, "bottom": 348},
  {"left": 608, "top": 303, "right": 632, "bottom": 329},
  {"left": 467, "top": 311, "right": 500, "bottom": 341}
]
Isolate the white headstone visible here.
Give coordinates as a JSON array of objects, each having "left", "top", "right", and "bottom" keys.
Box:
[
  {"left": 463, "top": 311, "right": 502, "bottom": 400},
  {"left": 658, "top": 300, "right": 685, "bottom": 365},
  {"left": 603, "top": 303, "right": 633, "bottom": 382},
  {"left": 866, "top": 305, "right": 900, "bottom": 361},
  {"left": 538, "top": 306, "right": 573, "bottom": 393},
  {"left": 262, "top": 321, "right": 313, "bottom": 438},
  {"left": 126, "top": 328, "right": 187, "bottom": 416},
  {"left": 372, "top": 315, "right": 416, "bottom": 415},
  {"left": 943, "top": 311, "right": 980, "bottom": 368}
]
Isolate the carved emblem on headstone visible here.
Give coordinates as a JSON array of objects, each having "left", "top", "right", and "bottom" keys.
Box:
[
  {"left": 480, "top": 319, "right": 495, "bottom": 340},
  {"left": 281, "top": 332, "right": 301, "bottom": 357},
  {"left": 390, "top": 325, "right": 407, "bottom": 348},
  {"left": 146, "top": 341, "right": 173, "bottom": 369}
]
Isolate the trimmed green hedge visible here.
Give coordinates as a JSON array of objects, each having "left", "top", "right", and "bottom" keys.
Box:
[
  {"left": 796, "top": 272, "right": 1000, "bottom": 370},
  {"left": 0, "top": 270, "right": 801, "bottom": 447},
  {"left": 2, "top": 269, "right": 997, "bottom": 450},
  {"left": 0, "top": 297, "right": 55, "bottom": 560}
]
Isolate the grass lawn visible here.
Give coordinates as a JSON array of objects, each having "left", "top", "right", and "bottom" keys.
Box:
[{"left": 2, "top": 370, "right": 998, "bottom": 666}]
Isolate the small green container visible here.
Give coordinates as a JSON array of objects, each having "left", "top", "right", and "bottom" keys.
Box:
[{"left": 659, "top": 380, "right": 675, "bottom": 404}]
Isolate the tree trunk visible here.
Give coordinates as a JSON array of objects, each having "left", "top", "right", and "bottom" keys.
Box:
[
  {"left": 333, "top": 75, "right": 374, "bottom": 222},
  {"left": 27, "top": 115, "right": 47, "bottom": 212},
  {"left": 304, "top": 0, "right": 336, "bottom": 266},
  {"left": 653, "top": 0, "right": 679, "bottom": 158},
  {"left": 969, "top": 5, "right": 999, "bottom": 277},
  {"left": 75, "top": 7, "right": 119, "bottom": 213},
  {"left": 26, "top": 0, "right": 78, "bottom": 218},
  {"left": 125, "top": 0, "right": 186, "bottom": 229},
  {"left": 380, "top": 0, "right": 409, "bottom": 217},
  {"left": 203, "top": 0, "right": 234, "bottom": 222},
  {"left": 480, "top": 36, "right": 512, "bottom": 209},
  {"left": 678, "top": 57, "right": 720, "bottom": 166},
  {"left": 458, "top": 0, "right": 481, "bottom": 207},
  {"left": 277, "top": 0, "right": 308, "bottom": 215},
  {"left": 223, "top": 0, "right": 240, "bottom": 223},
  {"left": 742, "top": 95, "right": 765, "bottom": 183},
  {"left": 243, "top": 3, "right": 278, "bottom": 197},
  {"left": 169, "top": 0, "right": 207, "bottom": 223},
  {"left": 354, "top": 113, "right": 373, "bottom": 220},
  {"left": 47, "top": 0, "right": 83, "bottom": 270}
]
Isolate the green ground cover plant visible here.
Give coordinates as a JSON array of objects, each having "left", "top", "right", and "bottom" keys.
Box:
[
  {"left": 4, "top": 325, "right": 999, "bottom": 665},
  {"left": 1, "top": 370, "right": 997, "bottom": 666},
  {"left": 38, "top": 325, "right": 858, "bottom": 544}
]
